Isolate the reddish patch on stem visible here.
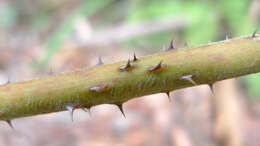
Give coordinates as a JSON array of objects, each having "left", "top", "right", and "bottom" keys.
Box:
[
  {"left": 208, "top": 53, "right": 225, "bottom": 61},
  {"left": 73, "top": 70, "right": 94, "bottom": 77}
]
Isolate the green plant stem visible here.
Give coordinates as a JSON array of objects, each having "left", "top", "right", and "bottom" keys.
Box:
[{"left": 1, "top": 33, "right": 260, "bottom": 120}]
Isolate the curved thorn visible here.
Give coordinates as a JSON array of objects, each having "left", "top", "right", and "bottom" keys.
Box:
[
  {"left": 120, "top": 59, "right": 136, "bottom": 71},
  {"left": 168, "top": 40, "right": 175, "bottom": 50},
  {"left": 116, "top": 104, "right": 126, "bottom": 118},
  {"left": 82, "top": 108, "right": 91, "bottom": 117},
  {"left": 252, "top": 31, "right": 257, "bottom": 38},
  {"left": 82, "top": 108, "right": 88, "bottom": 112},
  {"left": 133, "top": 52, "right": 139, "bottom": 62},
  {"left": 147, "top": 60, "right": 165, "bottom": 72},
  {"left": 184, "top": 42, "right": 188, "bottom": 48},
  {"left": 208, "top": 84, "right": 214, "bottom": 94},
  {"left": 166, "top": 91, "right": 171, "bottom": 102},
  {"left": 88, "top": 108, "right": 92, "bottom": 117},
  {"left": 96, "top": 57, "right": 104, "bottom": 66},
  {"left": 187, "top": 78, "right": 197, "bottom": 86},
  {"left": 65, "top": 105, "right": 75, "bottom": 122},
  {"left": 179, "top": 74, "right": 197, "bottom": 86},
  {"left": 6, "top": 120, "right": 14, "bottom": 129},
  {"left": 126, "top": 59, "right": 131, "bottom": 67}
]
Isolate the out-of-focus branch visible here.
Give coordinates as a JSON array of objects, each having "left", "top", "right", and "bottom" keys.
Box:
[
  {"left": 77, "top": 17, "right": 187, "bottom": 45},
  {"left": 214, "top": 79, "right": 244, "bottom": 146}
]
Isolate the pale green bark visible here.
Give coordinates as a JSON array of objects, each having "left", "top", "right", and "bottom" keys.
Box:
[{"left": 0, "top": 33, "right": 260, "bottom": 120}]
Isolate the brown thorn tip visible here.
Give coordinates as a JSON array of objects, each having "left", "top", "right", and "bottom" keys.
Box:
[
  {"left": 82, "top": 108, "right": 92, "bottom": 116},
  {"left": 184, "top": 42, "right": 188, "bottom": 48},
  {"left": 127, "top": 59, "right": 131, "bottom": 67},
  {"left": 6, "top": 120, "right": 14, "bottom": 129},
  {"left": 166, "top": 92, "right": 171, "bottom": 102},
  {"left": 65, "top": 105, "right": 75, "bottom": 122},
  {"left": 116, "top": 104, "right": 126, "bottom": 118},
  {"left": 96, "top": 57, "right": 104, "bottom": 66},
  {"left": 179, "top": 74, "right": 197, "bottom": 86},
  {"left": 148, "top": 60, "right": 165, "bottom": 72},
  {"left": 133, "top": 52, "right": 138, "bottom": 62},
  {"left": 252, "top": 31, "right": 257, "bottom": 38},
  {"left": 168, "top": 40, "right": 174, "bottom": 50},
  {"left": 82, "top": 108, "right": 87, "bottom": 112},
  {"left": 120, "top": 59, "right": 136, "bottom": 71},
  {"left": 209, "top": 84, "right": 214, "bottom": 94}
]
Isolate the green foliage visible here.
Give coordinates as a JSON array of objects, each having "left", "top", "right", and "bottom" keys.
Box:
[
  {"left": 126, "top": 1, "right": 217, "bottom": 47},
  {"left": 217, "top": 0, "right": 252, "bottom": 34},
  {"left": 243, "top": 74, "right": 260, "bottom": 99}
]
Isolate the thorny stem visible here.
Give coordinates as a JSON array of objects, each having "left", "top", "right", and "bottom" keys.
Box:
[{"left": 0, "top": 32, "right": 260, "bottom": 121}]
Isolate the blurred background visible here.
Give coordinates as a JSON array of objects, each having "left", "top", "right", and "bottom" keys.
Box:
[{"left": 0, "top": 0, "right": 259, "bottom": 146}]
